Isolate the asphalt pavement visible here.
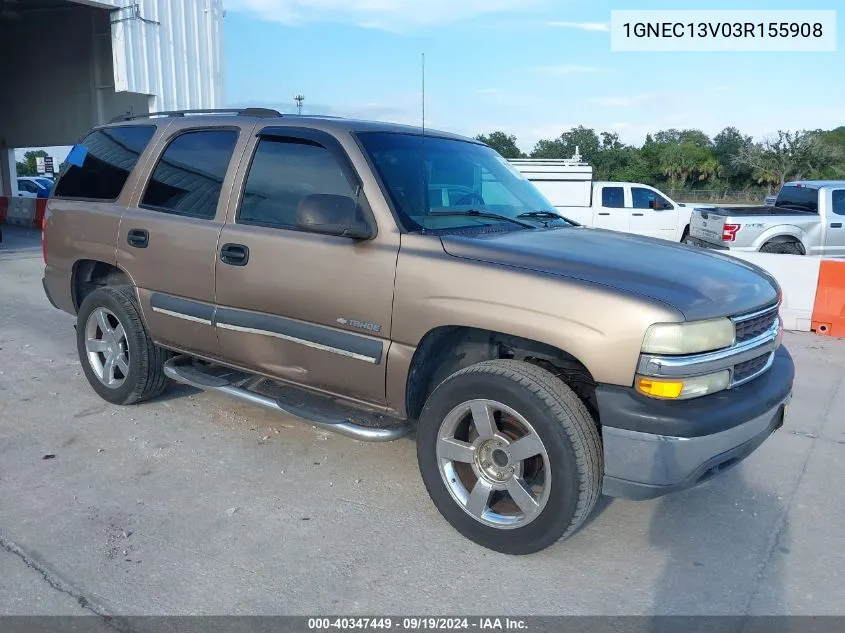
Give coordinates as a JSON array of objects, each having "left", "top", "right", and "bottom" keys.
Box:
[{"left": 1, "top": 226, "right": 844, "bottom": 616}]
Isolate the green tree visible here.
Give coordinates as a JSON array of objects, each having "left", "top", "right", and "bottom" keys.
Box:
[
  {"left": 475, "top": 131, "right": 525, "bottom": 159},
  {"left": 15, "top": 150, "right": 49, "bottom": 177},
  {"left": 530, "top": 126, "right": 600, "bottom": 162},
  {"left": 713, "top": 127, "right": 754, "bottom": 189},
  {"left": 733, "top": 130, "right": 844, "bottom": 189}
]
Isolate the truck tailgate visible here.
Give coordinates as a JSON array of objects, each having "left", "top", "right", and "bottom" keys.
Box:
[{"left": 690, "top": 209, "right": 727, "bottom": 245}]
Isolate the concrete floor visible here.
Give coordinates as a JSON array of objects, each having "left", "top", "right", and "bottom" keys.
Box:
[{"left": 1, "top": 226, "right": 844, "bottom": 616}]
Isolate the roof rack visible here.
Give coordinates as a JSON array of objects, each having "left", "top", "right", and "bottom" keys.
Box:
[{"left": 109, "top": 108, "right": 283, "bottom": 123}]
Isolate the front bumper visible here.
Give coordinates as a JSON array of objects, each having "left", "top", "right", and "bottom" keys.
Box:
[{"left": 598, "top": 345, "right": 794, "bottom": 500}]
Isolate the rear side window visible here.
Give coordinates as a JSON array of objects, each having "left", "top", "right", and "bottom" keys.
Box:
[
  {"left": 832, "top": 190, "right": 845, "bottom": 216},
  {"left": 775, "top": 186, "right": 819, "bottom": 212},
  {"left": 141, "top": 129, "right": 239, "bottom": 220},
  {"left": 54, "top": 125, "right": 156, "bottom": 200},
  {"left": 238, "top": 137, "right": 356, "bottom": 229},
  {"left": 601, "top": 186, "right": 624, "bottom": 208}
]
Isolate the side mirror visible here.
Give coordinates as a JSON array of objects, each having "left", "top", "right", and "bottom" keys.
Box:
[{"left": 296, "top": 193, "right": 374, "bottom": 240}]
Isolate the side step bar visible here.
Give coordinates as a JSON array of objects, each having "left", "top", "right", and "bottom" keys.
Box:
[{"left": 163, "top": 356, "right": 412, "bottom": 442}]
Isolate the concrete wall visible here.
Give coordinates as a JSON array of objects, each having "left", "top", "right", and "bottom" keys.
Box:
[
  {"left": 0, "top": 3, "right": 148, "bottom": 149},
  {"left": 0, "top": 0, "right": 224, "bottom": 149}
]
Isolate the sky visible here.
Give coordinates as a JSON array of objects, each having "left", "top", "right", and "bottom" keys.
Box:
[
  {"left": 17, "top": 0, "right": 844, "bottom": 163},
  {"left": 222, "top": 0, "right": 844, "bottom": 153}
]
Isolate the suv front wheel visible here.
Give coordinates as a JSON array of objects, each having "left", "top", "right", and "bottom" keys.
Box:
[
  {"left": 76, "top": 286, "right": 170, "bottom": 405},
  {"left": 416, "top": 360, "right": 603, "bottom": 555}
]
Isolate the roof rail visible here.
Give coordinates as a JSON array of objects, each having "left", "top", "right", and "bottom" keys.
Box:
[{"left": 109, "top": 107, "right": 283, "bottom": 123}]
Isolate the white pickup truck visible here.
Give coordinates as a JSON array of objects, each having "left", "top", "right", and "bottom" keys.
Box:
[
  {"left": 686, "top": 180, "right": 845, "bottom": 257},
  {"left": 509, "top": 158, "right": 693, "bottom": 242}
]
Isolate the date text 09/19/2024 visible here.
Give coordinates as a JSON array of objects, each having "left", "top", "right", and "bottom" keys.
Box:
[{"left": 307, "top": 617, "right": 529, "bottom": 630}]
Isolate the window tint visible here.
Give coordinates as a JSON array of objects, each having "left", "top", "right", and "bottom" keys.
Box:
[
  {"left": 775, "top": 185, "right": 818, "bottom": 212},
  {"left": 18, "top": 180, "right": 38, "bottom": 193},
  {"left": 141, "top": 129, "right": 238, "bottom": 219},
  {"left": 832, "top": 190, "right": 845, "bottom": 216},
  {"left": 356, "top": 132, "right": 558, "bottom": 231},
  {"left": 632, "top": 187, "right": 672, "bottom": 210},
  {"left": 239, "top": 137, "right": 356, "bottom": 229},
  {"left": 54, "top": 126, "right": 156, "bottom": 200},
  {"left": 601, "top": 187, "right": 624, "bottom": 208}
]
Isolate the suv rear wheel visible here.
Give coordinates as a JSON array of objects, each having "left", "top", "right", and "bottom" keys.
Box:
[
  {"left": 416, "top": 360, "right": 603, "bottom": 555},
  {"left": 76, "top": 286, "right": 170, "bottom": 405}
]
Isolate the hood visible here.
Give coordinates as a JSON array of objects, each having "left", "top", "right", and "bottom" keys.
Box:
[{"left": 439, "top": 226, "right": 779, "bottom": 321}]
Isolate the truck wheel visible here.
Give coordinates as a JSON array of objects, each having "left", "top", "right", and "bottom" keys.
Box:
[
  {"left": 76, "top": 286, "right": 170, "bottom": 406},
  {"left": 761, "top": 240, "right": 803, "bottom": 255},
  {"left": 416, "top": 360, "right": 603, "bottom": 555}
]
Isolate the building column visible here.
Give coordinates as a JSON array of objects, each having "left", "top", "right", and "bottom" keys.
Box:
[{"left": 0, "top": 147, "right": 16, "bottom": 197}]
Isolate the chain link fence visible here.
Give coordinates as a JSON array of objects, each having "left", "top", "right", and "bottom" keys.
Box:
[{"left": 665, "top": 189, "right": 769, "bottom": 205}]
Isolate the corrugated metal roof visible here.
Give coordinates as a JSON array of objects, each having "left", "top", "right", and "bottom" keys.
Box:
[{"left": 104, "top": 0, "right": 224, "bottom": 112}]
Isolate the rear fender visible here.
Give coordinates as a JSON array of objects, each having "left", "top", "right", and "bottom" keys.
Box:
[{"left": 751, "top": 225, "right": 807, "bottom": 251}]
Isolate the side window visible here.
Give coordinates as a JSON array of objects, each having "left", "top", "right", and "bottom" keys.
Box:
[
  {"left": 832, "top": 190, "right": 845, "bottom": 216},
  {"left": 632, "top": 187, "right": 672, "bottom": 210},
  {"left": 601, "top": 186, "right": 624, "bottom": 208},
  {"left": 54, "top": 126, "right": 156, "bottom": 200},
  {"left": 18, "top": 180, "right": 36, "bottom": 193},
  {"left": 238, "top": 137, "right": 357, "bottom": 230},
  {"left": 141, "top": 129, "right": 239, "bottom": 220}
]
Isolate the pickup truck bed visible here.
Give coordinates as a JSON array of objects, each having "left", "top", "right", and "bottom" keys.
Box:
[{"left": 687, "top": 181, "right": 845, "bottom": 257}]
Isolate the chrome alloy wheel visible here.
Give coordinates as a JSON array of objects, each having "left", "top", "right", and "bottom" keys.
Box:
[
  {"left": 84, "top": 307, "right": 130, "bottom": 389},
  {"left": 436, "top": 399, "right": 552, "bottom": 529}
]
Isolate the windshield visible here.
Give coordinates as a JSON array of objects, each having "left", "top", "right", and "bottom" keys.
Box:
[
  {"left": 775, "top": 185, "right": 819, "bottom": 212},
  {"left": 356, "top": 131, "right": 563, "bottom": 231}
]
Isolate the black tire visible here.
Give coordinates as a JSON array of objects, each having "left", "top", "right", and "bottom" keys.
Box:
[
  {"left": 760, "top": 240, "right": 803, "bottom": 255},
  {"left": 681, "top": 226, "right": 690, "bottom": 243},
  {"left": 76, "top": 285, "right": 170, "bottom": 405},
  {"left": 416, "top": 360, "right": 603, "bottom": 555}
]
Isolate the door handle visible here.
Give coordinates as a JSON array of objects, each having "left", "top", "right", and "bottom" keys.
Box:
[
  {"left": 632, "top": 213, "right": 644, "bottom": 216},
  {"left": 127, "top": 228, "right": 149, "bottom": 248},
  {"left": 598, "top": 212, "right": 610, "bottom": 216},
  {"left": 831, "top": 223, "right": 843, "bottom": 229},
  {"left": 220, "top": 243, "right": 249, "bottom": 266}
]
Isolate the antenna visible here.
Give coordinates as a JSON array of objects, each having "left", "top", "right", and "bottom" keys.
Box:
[
  {"left": 294, "top": 94, "right": 304, "bottom": 116},
  {"left": 420, "top": 52, "right": 428, "bottom": 229},
  {"left": 421, "top": 52, "right": 425, "bottom": 134}
]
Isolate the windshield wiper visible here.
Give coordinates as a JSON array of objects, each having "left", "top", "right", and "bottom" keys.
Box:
[
  {"left": 428, "top": 209, "right": 535, "bottom": 229},
  {"left": 517, "top": 210, "right": 578, "bottom": 226}
]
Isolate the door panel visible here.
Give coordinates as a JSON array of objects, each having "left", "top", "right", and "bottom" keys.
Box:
[
  {"left": 592, "top": 185, "right": 630, "bottom": 232},
  {"left": 629, "top": 186, "right": 678, "bottom": 240},
  {"left": 214, "top": 226, "right": 397, "bottom": 405},
  {"left": 116, "top": 126, "right": 248, "bottom": 357},
  {"left": 118, "top": 211, "right": 223, "bottom": 355},
  {"left": 214, "top": 127, "right": 398, "bottom": 406},
  {"left": 823, "top": 189, "right": 845, "bottom": 258}
]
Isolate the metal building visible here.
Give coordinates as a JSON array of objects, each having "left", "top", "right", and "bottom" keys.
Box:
[{"left": 0, "top": 0, "right": 225, "bottom": 197}]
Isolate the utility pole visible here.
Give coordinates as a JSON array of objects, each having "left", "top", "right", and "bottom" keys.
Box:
[{"left": 294, "top": 94, "right": 304, "bottom": 115}]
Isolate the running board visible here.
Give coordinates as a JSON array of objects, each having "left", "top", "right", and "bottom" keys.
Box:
[{"left": 163, "top": 356, "right": 412, "bottom": 442}]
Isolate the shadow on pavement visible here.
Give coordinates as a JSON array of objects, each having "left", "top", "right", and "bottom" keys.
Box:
[{"left": 647, "top": 467, "right": 790, "bottom": 632}]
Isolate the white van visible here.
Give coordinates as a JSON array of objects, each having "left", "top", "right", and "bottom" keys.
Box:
[{"left": 509, "top": 158, "right": 693, "bottom": 243}]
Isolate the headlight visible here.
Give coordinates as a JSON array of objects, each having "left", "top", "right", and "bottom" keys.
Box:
[
  {"left": 641, "top": 318, "right": 735, "bottom": 355},
  {"left": 636, "top": 370, "right": 731, "bottom": 400}
]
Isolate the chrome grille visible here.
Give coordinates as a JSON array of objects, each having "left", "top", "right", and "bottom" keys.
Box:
[
  {"left": 734, "top": 306, "right": 779, "bottom": 344},
  {"left": 732, "top": 353, "right": 772, "bottom": 385}
]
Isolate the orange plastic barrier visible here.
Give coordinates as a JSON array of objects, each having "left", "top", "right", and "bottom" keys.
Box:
[
  {"left": 34, "top": 199, "right": 47, "bottom": 229},
  {"left": 811, "top": 260, "right": 845, "bottom": 337}
]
